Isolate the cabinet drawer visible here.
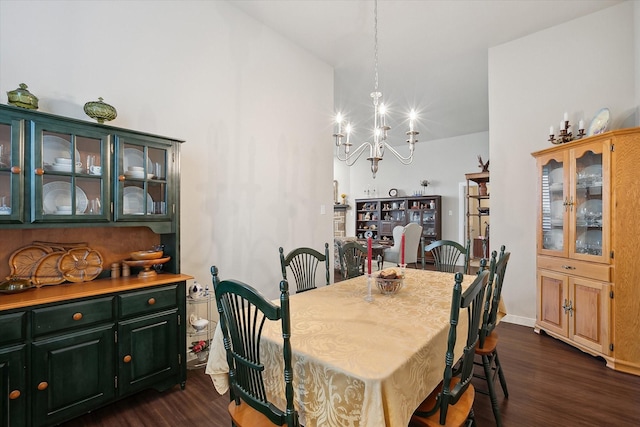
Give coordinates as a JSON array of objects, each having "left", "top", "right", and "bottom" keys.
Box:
[
  {"left": 0, "top": 311, "right": 26, "bottom": 345},
  {"left": 537, "top": 255, "right": 611, "bottom": 282},
  {"left": 118, "top": 285, "right": 178, "bottom": 318},
  {"left": 32, "top": 297, "right": 115, "bottom": 337}
]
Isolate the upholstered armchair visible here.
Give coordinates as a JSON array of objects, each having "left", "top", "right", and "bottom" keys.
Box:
[{"left": 384, "top": 223, "right": 423, "bottom": 267}]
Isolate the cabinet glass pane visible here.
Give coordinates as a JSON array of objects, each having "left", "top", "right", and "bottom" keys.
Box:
[
  {"left": 42, "top": 176, "right": 85, "bottom": 216},
  {"left": 77, "top": 135, "right": 103, "bottom": 176},
  {"left": 123, "top": 183, "right": 151, "bottom": 215},
  {"left": 574, "top": 150, "right": 603, "bottom": 256},
  {"left": 542, "top": 159, "right": 564, "bottom": 251},
  {"left": 0, "top": 123, "right": 14, "bottom": 217}
]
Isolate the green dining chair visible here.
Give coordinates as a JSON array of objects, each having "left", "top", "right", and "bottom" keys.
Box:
[
  {"left": 475, "top": 246, "right": 511, "bottom": 427},
  {"left": 337, "top": 240, "right": 367, "bottom": 279},
  {"left": 410, "top": 270, "right": 489, "bottom": 426},
  {"left": 424, "top": 239, "right": 470, "bottom": 274},
  {"left": 279, "top": 243, "right": 330, "bottom": 293},
  {"left": 211, "top": 266, "right": 299, "bottom": 427}
]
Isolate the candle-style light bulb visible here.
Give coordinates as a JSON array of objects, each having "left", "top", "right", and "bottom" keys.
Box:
[
  {"left": 345, "top": 122, "right": 351, "bottom": 144},
  {"left": 379, "top": 103, "right": 386, "bottom": 127},
  {"left": 335, "top": 113, "right": 343, "bottom": 134},
  {"left": 409, "top": 110, "right": 417, "bottom": 132}
]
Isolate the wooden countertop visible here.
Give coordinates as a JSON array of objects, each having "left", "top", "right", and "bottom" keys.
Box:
[{"left": 0, "top": 273, "right": 194, "bottom": 311}]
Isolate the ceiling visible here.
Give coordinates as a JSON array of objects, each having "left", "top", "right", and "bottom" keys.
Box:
[{"left": 231, "top": 0, "right": 622, "bottom": 143}]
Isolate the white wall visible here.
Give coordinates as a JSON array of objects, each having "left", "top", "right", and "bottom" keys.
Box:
[
  {"left": 0, "top": 0, "right": 334, "bottom": 300},
  {"left": 342, "top": 132, "right": 489, "bottom": 240},
  {"left": 488, "top": 1, "right": 637, "bottom": 325}
]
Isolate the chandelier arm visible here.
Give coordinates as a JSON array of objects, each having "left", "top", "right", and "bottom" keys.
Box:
[
  {"left": 336, "top": 142, "right": 373, "bottom": 166},
  {"left": 382, "top": 142, "right": 415, "bottom": 165}
]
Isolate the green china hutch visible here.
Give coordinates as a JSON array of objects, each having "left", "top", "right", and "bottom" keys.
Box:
[{"left": 0, "top": 104, "right": 191, "bottom": 427}]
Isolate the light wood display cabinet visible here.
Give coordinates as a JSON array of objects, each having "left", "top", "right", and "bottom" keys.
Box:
[{"left": 532, "top": 127, "right": 640, "bottom": 376}]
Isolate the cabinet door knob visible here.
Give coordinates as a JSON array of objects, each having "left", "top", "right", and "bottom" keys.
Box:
[
  {"left": 34, "top": 167, "right": 45, "bottom": 175},
  {"left": 72, "top": 312, "right": 83, "bottom": 321},
  {"left": 11, "top": 166, "right": 21, "bottom": 174},
  {"left": 118, "top": 175, "right": 126, "bottom": 181},
  {"left": 9, "top": 390, "right": 21, "bottom": 400},
  {"left": 37, "top": 382, "right": 48, "bottom": 391},
  {"left": 123, "top": 355, "right": 132, "bottom": 363},
  {"left": 147, "top": 297, "right": 156, "bottom": 305}
]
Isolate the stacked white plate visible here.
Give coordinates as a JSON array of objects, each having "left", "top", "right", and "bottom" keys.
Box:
[{"left": 50, "top": 162, "right": 82, "bottom": 173}]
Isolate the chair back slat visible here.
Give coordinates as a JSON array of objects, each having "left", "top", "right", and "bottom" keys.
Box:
[
  {"left": 338, "top": 241, "right": 367, "bottom": 279},
  {"left": 424, "top": 239, "right": 469, "bottom": 273},
  {"left": 479, "top": 246, "right": 511, "bottom": 348},
  {"left": 211, "top": 266, "right": 299, "bottom": 426},
  {"left": 280, "top": 243, "right": 330, "bottom": 293}
]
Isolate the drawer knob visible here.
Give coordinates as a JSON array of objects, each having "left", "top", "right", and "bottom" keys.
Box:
[
  {"left": 123, "top": 355, "right": 132, "bottom": 363},
  {"left": 37, "top": 382, "right": 48, "bottom": 391},
  {"left": 147, "top": 297, "right": 156, "bottom": 305},
  {"left": 72, "top": 312, "right": 83, "bottom": 321},
  {"left": 9, "top": 390, "right": 21, "bottom": 400}
]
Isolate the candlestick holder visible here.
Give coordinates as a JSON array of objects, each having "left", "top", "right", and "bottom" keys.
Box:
[
  {"left": 400, "top": 264, "right": 407, "bottom": 278},
  {"left": 549, "top": 120, "right": 585, "bottom": 145},
  {"left": 365, "top": 274, "right": 374, "bottom": 302}
]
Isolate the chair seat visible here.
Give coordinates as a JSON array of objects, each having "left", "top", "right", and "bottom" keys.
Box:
[
  {"left": 410, "top": 378, "right": 475, "bottom": 427},
  {"left": 475, "top": 331, "right": 499, "bottom": 356},
  {"left": 228, "top": 399, "right": 287, "bottom": 427}
]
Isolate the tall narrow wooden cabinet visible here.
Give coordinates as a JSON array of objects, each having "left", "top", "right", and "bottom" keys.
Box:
[
  {"left": 465, "top": 171, "right": 490, "bottom": 270},
  {"left": 532, "top": 127, "right": 640, "bottom": 376}
]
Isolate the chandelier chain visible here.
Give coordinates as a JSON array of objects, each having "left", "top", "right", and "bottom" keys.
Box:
[{"left": 373, "top": 0, "right": 379, "bottom": 93}]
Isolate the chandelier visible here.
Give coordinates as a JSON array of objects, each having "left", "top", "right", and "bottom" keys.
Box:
[{"left": 333, "top": 0, "right": 418, "bottom": 178}]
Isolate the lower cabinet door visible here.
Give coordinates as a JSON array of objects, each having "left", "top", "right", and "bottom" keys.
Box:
[
  {"left": 31, "top": 325, "right": 115, "bottom": 427},
  {"left": 118, "top": 310, "right": 179, "bottom": 396},
  {"left": 0, "top": 345, "right": 27, "bottom": 427}
]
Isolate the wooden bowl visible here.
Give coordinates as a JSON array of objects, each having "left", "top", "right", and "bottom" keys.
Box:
[{"left": 130, "top": 250, "right": 163, "bottom": 260}]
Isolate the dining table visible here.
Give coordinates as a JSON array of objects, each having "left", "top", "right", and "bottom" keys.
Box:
[{"left": 206, "top": 268, "right": 505, "bottom": 427}]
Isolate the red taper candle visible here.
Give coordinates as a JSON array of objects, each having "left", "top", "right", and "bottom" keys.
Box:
[{"left": 367, "top": 237, "right": 372, "bottom": 274}]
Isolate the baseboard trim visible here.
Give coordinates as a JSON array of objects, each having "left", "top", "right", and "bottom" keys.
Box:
[{"left": 501, "top": 314, "right": 536, "bottom": 327}]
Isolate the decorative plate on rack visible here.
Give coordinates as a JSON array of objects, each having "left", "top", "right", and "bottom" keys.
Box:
[
  {"left": 587, "top": 108, "right": 610, "bottom": 136},
  {"left": 43, "top": 135, "right": 81, "bottom": 166},
  {"left": 364, "top": 230, "right": 374, "bottom": 239},
  {"left": 123, "top": 186, "right": 153, "bottom": 214},
  {"left": 123, "top": 148, "right": 153, "bottom": 172},
  {"left": 43, "top": 181, "right": 88, "bottom": 214}
]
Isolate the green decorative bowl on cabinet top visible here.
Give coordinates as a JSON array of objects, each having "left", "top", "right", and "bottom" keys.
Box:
[
  {"left": 84, "top": 97, "right": 117, "bottom": 123},
  {"left": 7, "top": 83, "right": 39, "bottom": 110}
]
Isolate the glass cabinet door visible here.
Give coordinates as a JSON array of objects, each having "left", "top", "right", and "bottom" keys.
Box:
[
  {"left": 32, "top": 123, "right": 109, "bottom": 222},
  {"left": 540, "top": 154, "right": 567, "bottom": 255},
  {"left": 570, "top": 142, "right": 609, "bottom": 263},
  {"left": 115, "top": 135, "right": 171, "bottom": 220},
  {"left": 0, "top": 114, "right": 24, "bottom": 223}
]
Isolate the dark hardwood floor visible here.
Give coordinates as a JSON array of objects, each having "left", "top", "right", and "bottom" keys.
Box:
[{"left": 61, "top": 322, "right": 640, "bottom": 427}]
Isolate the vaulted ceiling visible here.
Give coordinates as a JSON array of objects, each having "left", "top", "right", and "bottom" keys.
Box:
[{"left": 231, "top": 0, "right": 622, "bottom": 143}]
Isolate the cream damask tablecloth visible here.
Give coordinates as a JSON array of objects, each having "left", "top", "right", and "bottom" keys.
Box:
[{"left": 206, "top": 269, "right": 488, "bottom": 427}]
